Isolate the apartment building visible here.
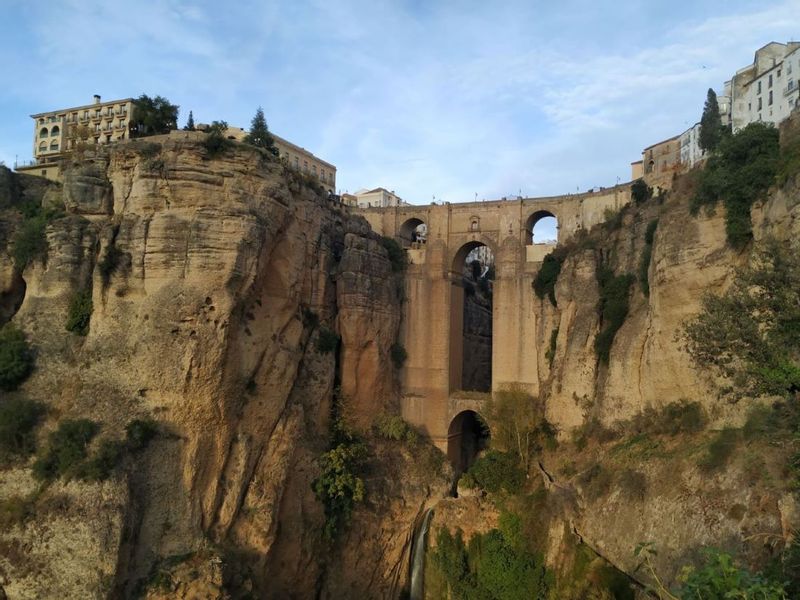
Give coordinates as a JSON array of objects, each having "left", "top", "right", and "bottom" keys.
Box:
[
  {"left": 222, "top": 126, "right": 337, "bottom": 193},
  {"left": 341, "top": 187, "right": 404, "bottom": 208},
  {"left": 725, "top": 41, "right": 800, "bottom": 131},
  {"left": 17, "top": 95, "right": 134, "bottom": 180}
]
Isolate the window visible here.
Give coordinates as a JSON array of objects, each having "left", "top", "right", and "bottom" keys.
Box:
[
  {"left": 39, "top": 127, "right": 48, "bottom": 138},
  {"left": 790, "top": 80, "right": 796, "bottom": 91},
  {"left": 49, "top": 141, "right": 59, "bottom": 151},
  {"left": 769, "top": 90, "right": 773, "bottom": 105},
  {"left": 38, "top": 118, "right": 44, "bottom": 125},
  {"left": 758, "top": 97, "right": 763, "bottom": 110},
  {"left": 304, "top": 160, "right": 308, "bottom": 172},
  {"left": 758, "top": 81, "right": 762, "bottom": 93},
  {"left": 38, "top": 141, "right": 47, "bottom": 152},
  {"left": 778, "top": 69, "right": 782, "bottom": 78},
  {"left": 51, "top": 126, "right": 60, "bottom": 136},
  {"left": 748, "top": 102, "right": 752, "bottom": 111},
  {"left": 294, "top": 156, "right": 299, "bottom": 167},
  {"left": 106, "top": 135, "right": 111, "bottom": 143},
  {"left": 769, "top": 74, "right": 773, "bottom": 88}
]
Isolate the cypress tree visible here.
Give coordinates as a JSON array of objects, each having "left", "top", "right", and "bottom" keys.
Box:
[
  {"left": 244, "top": 107, "right": 278, "bottom": 156},
  {"left": 184, "top": 110, "right": 195, "bottom": 131},
  {"left": 699, "top": 88, "right": 724, "bottom": 152}
]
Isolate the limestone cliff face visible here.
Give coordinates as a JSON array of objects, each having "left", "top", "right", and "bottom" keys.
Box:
[
  {"left": 531, "top": 169, "right": 800, "bottom": 586},
  {"left": 0, "top": 135, "right": 433, "bottom": 599}
]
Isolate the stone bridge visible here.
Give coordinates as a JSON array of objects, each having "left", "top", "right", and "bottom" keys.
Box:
[{"left": 355, "top": 185, "right": 631, "bottom": 469}]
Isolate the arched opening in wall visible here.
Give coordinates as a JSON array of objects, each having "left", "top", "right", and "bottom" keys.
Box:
[
  {"left": 525, "top": 210, "right": 558, "bottom": 245},
  {"left": 447, "top": 410, "right": 490, "bottom": 477},
  {"left": 398, "top": 218, "right": 427, "bottom": 248},
  {"left": 449, "top": 241, "right": 494, "bottom": 394}
]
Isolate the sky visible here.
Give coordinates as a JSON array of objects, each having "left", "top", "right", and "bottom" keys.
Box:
[{"left": 0, "top": 0, "right": 798, "bottom": 205}]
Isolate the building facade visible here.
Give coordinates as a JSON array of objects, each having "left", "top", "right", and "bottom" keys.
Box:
[
  {"left": 725, "top": 42, "right": 800, "bottom": 131},
  {"left": 642, "top": 135, "right": 680, "bottom": 179},
  {"left": 679, "top": 122, "right": 704, "bottom": 168},
  {"left": 341, "top": 187, "right": 404, "bottom": 208},
  {"left": 18, "top": 95, "right": 134, "bottom": 180},
  {"left": 222, "top": 126, "right": 336, "bottom": 193}
]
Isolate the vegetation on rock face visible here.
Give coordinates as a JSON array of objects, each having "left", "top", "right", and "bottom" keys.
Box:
[
  {"left": 460, "top": 449, "right": 525, "bottom": 494},
  {"left": 0, "top": 397, "right": 43, "bottom": 459},
  {"left": 243, "top": 107, "right": 278, "bottom": 156},
  {"left": 682, "top": 239, "right": 800, "bottom": 399},
  {"left": 65, "top": 289, "right": 93, "bottom": 336},
  {"left": 691, "top": 122, "right": 779, "bottom": 249},
  {"left": 12, "top": 214, "right": 49, "bottom": 270},
  {"left": 130, "top": 94, "right": 179, "bottom": 137},
  {"left": 532, "top": 249, "right": 565, "bottom": 306},
  {"left": 202, "top": 120, "right": 234, "bottom": 157},
  {"left": 639, "top": 219, "right": 658, "bottom": 297},
  {"left": 380, "top": 236, "right": 407, "bottom": 272},
  {"left": 631, "top": 178, "right": 653, "bottom": 205},
  {"left": 677, "top": 548, "right": 787, "bottom": 599},
  {"left": 390, "top": 342, "right": 407, "bottom": 368},
  {"left": 698, "top": 88, "right": 727, "bottom": 153},
  {"left": 545, "top": 327, "right": 559, "bottom": 367},
  {"left": 99, "top": 243, "right": 124, "bottom": 286},
  {"left": 126, "top": 418, "right": 158, "bottom": 451},
  {"left": 33, "top": 419, "right": 100, "bottom": 480},
  {"left": 594, "top": 266, "right": 634, "bottom": 364},
  {"left": 0, "top": 324, "right": 34, "bottom": 391},
  {"left": 315, "top": 326, "right": 340, "bottom": 353},
  {"left": 312, "top": 396, "right": 367, "bottom": 541},
  {"left": 429, "top": 516, "right": 550, "bottom": 600}
]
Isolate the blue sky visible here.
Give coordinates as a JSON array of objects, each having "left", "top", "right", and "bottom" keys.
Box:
[{"left": 0, "top": 1, "right": 798, "bottom": 204}]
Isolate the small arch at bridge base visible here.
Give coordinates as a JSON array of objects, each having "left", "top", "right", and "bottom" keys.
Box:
[{"left": 447, "top": 410, "right": 490, "bottom": 479}]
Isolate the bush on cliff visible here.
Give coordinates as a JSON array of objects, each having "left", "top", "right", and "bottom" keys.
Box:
[
  {"left": 462, "top": 450, "right": 525, "bottom": 495},
  {"left": 0, "top": 397, "right": 43, "bottom": 459},
  {"left": 315, "top": 327, "right": 339, "bottom": 353},
  {"left": 312, "top": 439, "right": 367, "bottom": 540},
  {"left": 33, "top": 419, "right": 100, "bottom": 480},
  {"left": 631, "top": 178, "right": 653, "bottom": 205},
  {"left": 12, "top": 214, "right": 48, "bottom": 270},
  {"left": 380, "top": 236, "right": 407, "bottom": 272},
  {"left": 682, "top": 239, "right": 800, "bottom": 400},
  {"left": 65, "top": 289, "right": 93, "bottom": 336},
  {"left": 691, "top": 122, "right": 779, "bottom": 249},
  {"left": 0, "top": 324, "right": 34, "bottom": 391},
  {"left": 677, "top": 548, "right": 787, "bottom": 599},
  {"left": 594, "top": 267, "right": 634, "bottom": 364},
  {"left": 532, "top": 249, "right": 565, "bottom": 306},
  {"left": 639, "top": 219, "right": 658, "bottom": 297}
]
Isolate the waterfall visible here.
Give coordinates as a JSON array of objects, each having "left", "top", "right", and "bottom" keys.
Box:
[{"left": 409, "top": 508, "right": 435, "bottom": 600}]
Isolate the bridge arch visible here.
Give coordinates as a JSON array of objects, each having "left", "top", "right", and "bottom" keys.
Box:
[
  {"left": 525, "top": 210, "right": 559, "bottom": 245},
  {"left": 398, "top": 217, "right": 427, "bottom": 248},
  {"left": 447, "top": 409, "right": 490, "bottom": 475}
]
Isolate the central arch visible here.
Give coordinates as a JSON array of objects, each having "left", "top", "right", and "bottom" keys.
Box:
[
  {"left": 449, "top": 241, "right": 494, "bottom": 394},
  {"left": 447, "top": 410, "right": 490, "bottom": 475},
  {"left": 525, "top": 210, "right": 558, "bottom": 245},
  {"left": 398, "top": 217, "right": 427, "bottom": 248}
]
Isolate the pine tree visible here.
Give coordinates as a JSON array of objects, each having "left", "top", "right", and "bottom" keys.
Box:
[
  {"left": 244, "top": 107, "right": 278, "bottom": 156},
  {"left": 699, "top": 88, "right": 724, "bottom": 152},
  {"left": 184, "top": 110, "right": 195, "bottom": 131}
]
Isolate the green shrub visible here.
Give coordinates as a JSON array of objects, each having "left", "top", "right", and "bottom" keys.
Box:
[
  {"left": 202, "top": 122, "right": 234, "bottom": 158},
  {"left": 639, "top": 219, "right": 659, "bottom": 297},
  {"left": 0, "top": 324, "right": 34, "bottom": 391},
  {"left": 374, "top": 414, "right": 418, "bottom": 443},
  {"left": 12, "top": 214, "right": 48, "bottom": 270},
  {"left": 311, "top": 439, "right": 367, "bottom": 540},
  {"left": 316, "top": 327, "right": 339, "bottom": 353},
  {"left": 65, "top": 290, "right": 93, "bottom": 336},
  {"left": 532, "top": 250, "right": 565, "bottom": 306},
  {"left": 698, "top": 428, "right": 739, "bottom": 472},
  {"left": 631, "top": 179, "right": 653, "bottom": 205},
  {"left": 380, "top": 236, "right": 407, "bottom": 272},
  {"left": 390, "top": 342, "right": 407, "bottom": 368},
  {"left": 430, "top": 521, "right": 550, "bottom": 600},
  {"left": 33, "top": 419, "right": 100, "bottom": 480},
  {"left": 99, "top": 243, "right": 124, "bottom": 286},
  {"left": 682, "top": 240, "right": 800, "bottom": 400},
  {"left": 594, "top": 267, "right": 634, "bottom": 363},
  {"left": 465, "top": 450, "right": 525, "bottom": 494},
  {"left": 691, "top": 123, "right": 779, "bottom": 249},
  {"left": 76, "top": 438, "right": 125, "bottom": 481},
  {"left": 0, "top": 397, "right": 43, "bottom": 458},
  {"left": 678, "top": 548, "right": 787, "bottom": 599},
  {"left": 126, "top": 418, "right": 158, "bottom": 451},
  {"left": 776, "top": 128, "right": 800, "bottom": 186}
]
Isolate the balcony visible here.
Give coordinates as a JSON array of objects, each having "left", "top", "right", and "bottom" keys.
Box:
[{"left": 785, "top": 81, "right": 797, "bottom": 96}]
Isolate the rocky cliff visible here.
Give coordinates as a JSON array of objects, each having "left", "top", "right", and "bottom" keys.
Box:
[{"left": 0, "top": 134, "right": 447, "bottom": 599}]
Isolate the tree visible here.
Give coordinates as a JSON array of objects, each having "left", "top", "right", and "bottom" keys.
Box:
[
  {"left": 699, "top": 88, "right": 725, "bottom": 153},
  {"left": 244, "top": 107, "right": 278, "bottom": 156},
  {"left": 682, "top": 239, "right": 800, "bottom": 400},
  {"left": 129, "top": 94, "right": 179, "bottom": 138},
  {"left": 184, "top": 110, "right": 195, "bottom": 131}
]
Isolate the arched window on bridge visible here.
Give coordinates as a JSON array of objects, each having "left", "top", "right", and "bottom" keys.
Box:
[
  {"left": 399, "top": 218, "right": 427, "bottom": 249},
  {"left": 525, "top": 210, "right": 558, "bottom": 245},
  {"left": 447, "top": 410, "right": 490, "bottom": 478},
  {"left": 450, "top": 241, "right": 494, "bottom": 394}
]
